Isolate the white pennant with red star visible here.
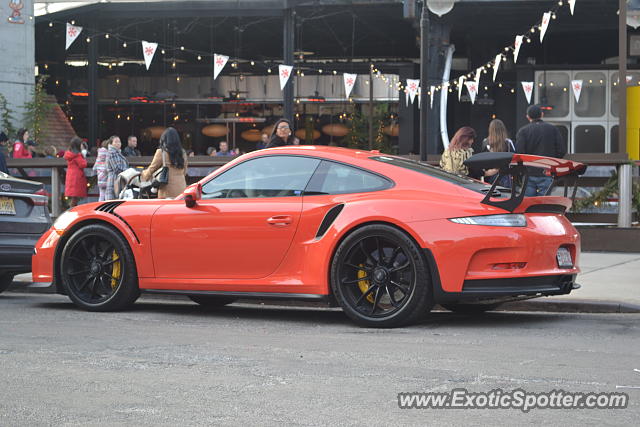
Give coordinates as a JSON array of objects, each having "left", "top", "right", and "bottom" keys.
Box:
[
  {"left": 540, "top": 12, "right": 551, "bottom": 43},
  {"left": 521, "top": 81, "right": 534, "bottom": 104},
  {"left": 458, "top": 75, "right": 465, "bottom": 101},
  {"left": 571, "top": 80, "right": 583, "bottom": 103},
  {"left": 429, "top": 86, "right": 435, "bottom": 109},
  {"left": 279, "top": 65, "right": 293, "bottom": 90},
  {"left": 569, "top": 0, "right": 576, "bottom": 15},
  {"left": 141, "top": 41, "right": 158, "bottom": 70},
  {"left": 514, "top": 35, "right": 524, "bottom": 63},
  {"left": 343, "top": 73, "right": 357, "bottom": 98},
  {"left": 406, "top": 79, "right": 420, "bottom": 104},
  {"left": 65, "top": 23, "right": 82, "bottom": 50},
  {"left": 465, "top": 81, "right": 478, "bottom": 105},
  {"left": 213, "top": 54, "right": 229, "bottom": 80},
  {"left": 493, "top": 54, "right": 502, "bottom": 82}
]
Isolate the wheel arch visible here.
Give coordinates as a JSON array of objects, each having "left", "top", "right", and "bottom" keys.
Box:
[{"left": 53, "top": 218, "right": 139, "bottom": 294}]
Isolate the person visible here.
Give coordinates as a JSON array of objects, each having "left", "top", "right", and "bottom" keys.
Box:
[
  {"left": 481, "top": 119, "right": 515, "bottom": 186},
  {"left": 63, "top": 137, "right": 88, "bottom": 208},
  {"left": 0, "top": 132, "right": 8, "bottom": 174},
  {"left": 266, "top": 119, "right": 299, "bottom": 148},
  {"left": 44, "top": 145, "right": 58, "bottom": 158},
  {"left": 439, "top": 126, "right": 479, "bottom": 177},
  {"left": 93, "top": 139, "right": 110, "bottom": 201},
  {"left": 141, "top": 127, "right": 188, "bottom": 199},
  {"left": 515, "top": 104, "right": 567, "bottom": 196},
  {"left": 12, "top": 128, "right": 32, "bottom": 158},
  {"left": 206, "top": 146, "right": 217, "bottom": 156},
  {"left": 105, "top": 135, "right": 128, "bottom": 200},
  {"left": 122, "top": 135, "right": 141, "bottom": 157},
  {"left": 215, "top": 141, "right": 235, "bottom": 156},
  {"left": 256, "top": 133, "right": 269, "bottom": 150},
  {"left": 186, "top": 149, "right": 195, "bottom": 157}
]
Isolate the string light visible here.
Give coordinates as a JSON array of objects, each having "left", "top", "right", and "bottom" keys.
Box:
[
  {"left": 197, "top": 55, "right": 202, "bottom": 61},
  {"left": 105, "top": 34, "right": 109, "bottom": 39},
  {"left": 161, "top": 49, "right": 165, "bottom": 55},
  {"left": 49, "top": 22, "right": 53, "bottom": 27},
  {"left": 250, "top": 61, "right": 255, "bottom": 66},
  {"left": 267, "top": 68, "right": 272, "bottom": 73},
  {"left": 115, "top": 78, "right": 120, "bottom": 84},
  {"left": 319, "top": 69, "right": 323, "bottom": 74},
  {"left": 71, "top": 20, "right": 75, "bottom": 25},
  {"left": 122, "top": 42, "right": 127, "bottom": 48},
  {"left": 86, "top": 37, "right": 90, "bottom": 43},
  {"left": 180, "top": 46, "right": 184, "bottom": 51}
]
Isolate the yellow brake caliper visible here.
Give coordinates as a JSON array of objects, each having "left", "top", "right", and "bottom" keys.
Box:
[
  {"left": 357, "top": 264, "right": 374, "bottom": 303},
  {"left": 110, "top": 250, "right": 121, "bottom": 289}
]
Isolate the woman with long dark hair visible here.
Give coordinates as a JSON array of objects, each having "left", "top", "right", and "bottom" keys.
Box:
[
  {"left": 481, "top": 118, "right": 515, "bottom": 186},
  {"left": 141, "top": 127, "right": 188, "bottom": 198},
  {"left": 12, "top": 128, "right": 32, "bottom": 159},
  {"left": 266, "top": 119, "right": 299, "bottom": 148},
  {"left": 63, "top": 137, "right": 88, "bottom": 207}
]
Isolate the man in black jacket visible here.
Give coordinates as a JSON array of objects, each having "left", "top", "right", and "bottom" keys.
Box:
[{"left": 515, "top": 105, "right": 567, "bottom": 196}]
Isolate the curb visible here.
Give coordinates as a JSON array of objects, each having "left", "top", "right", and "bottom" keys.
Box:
[{"left": 5, "top": 282, "right": 640, "bottom": 314}]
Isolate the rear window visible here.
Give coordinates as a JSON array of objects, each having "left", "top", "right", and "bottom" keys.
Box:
[{"left": 370, "top": 155, "right": 476, "bottom": 185}]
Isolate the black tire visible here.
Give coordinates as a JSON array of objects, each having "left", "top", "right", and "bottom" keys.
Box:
[
  {"left": 189, "top": 295, "right": 237, "bottom": 307},
  {"left": 59, "top": 224, "right": 140, "bottom": 311},
  {"left": 330, "top": 224, "right": 433, "bottom": 328},
  {"left": 442, "top": 303, "right": 502, "bottom": 314},
  {"left": 0, "top": 273, "right": 14, "bottom": 294}
]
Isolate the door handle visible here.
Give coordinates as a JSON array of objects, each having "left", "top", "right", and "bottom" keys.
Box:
[{"left": 267, "top": 215, "right": 293, "bottom": 226}]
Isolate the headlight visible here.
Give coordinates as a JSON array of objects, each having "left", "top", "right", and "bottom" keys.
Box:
[
  {"left": 449, "top": 214, "right": 527, "bottom": 227},
  {"left": 52, "top": 210, "right": 78, "bottom": 234}
]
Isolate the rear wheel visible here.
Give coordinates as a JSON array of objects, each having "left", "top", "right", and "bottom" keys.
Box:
[
  {"left": 60, "top": 224, "right": 140, "bottom": 311},
  {"left": 330, "top": 224, "right": 433, "bottom": 328},
  {"left": 0, "top": 273, "right": 14, "bottom": 293},
  {"left": 442, "top": 303, "right": 502, "bottom": 314},
  {"left": 189, "top": 295, "right": 237, "bottom": 307}
]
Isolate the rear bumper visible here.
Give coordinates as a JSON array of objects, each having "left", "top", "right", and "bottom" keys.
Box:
[{"left": 0, "top": 233, "right": 41, "bottom": 274}]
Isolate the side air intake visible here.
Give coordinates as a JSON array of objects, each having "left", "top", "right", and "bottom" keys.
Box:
[
  {"left": 95, "top": 201, "right": 125, "bottom": 214},
  {"left": 316, "top": 204, "right": 344, "bottom": 239}
]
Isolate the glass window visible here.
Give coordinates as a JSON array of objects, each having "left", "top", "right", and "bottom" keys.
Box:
[
  {"left": 201, "top": 155, "right": 320, "bottom": 198},
  {"left": 611, "top": 72, "right": 640, "bottom": 117},
  {"left": 573, "top": 125, "right": 605, "bottom": 153},
  {"left": 611, "top": 125, "right": 619, "bottom": 153},
  {"left": 574, "top": 72, "right": 606, "bottom": 118},
  {"left": 536, "top": 72, "right": 570, "bottom": 118},
  {"left": 305, "top": 161, "right": 392, "bottom": 195}
]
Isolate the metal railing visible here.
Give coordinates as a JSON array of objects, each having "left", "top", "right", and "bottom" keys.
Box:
[{"left": 6, "top": 153, "right": 638, "bottom": 227}]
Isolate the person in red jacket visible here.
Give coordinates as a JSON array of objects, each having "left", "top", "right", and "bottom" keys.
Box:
[
  {"left": 63, "top": 137, "right": 88, "bottom": 207},
  {"left": 12, "top": 128, "right": 33, "bottom": 158}
]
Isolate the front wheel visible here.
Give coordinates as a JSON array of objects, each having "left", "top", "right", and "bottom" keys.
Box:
[
  {"left": 0, "top": 273, "right": 14, "bottom": 294},
  {"left": 60, "top": 224, "right": 140, "bottom": 311},
  {"left": 330, "top": 224, "right": 433, "bottom": 328}
]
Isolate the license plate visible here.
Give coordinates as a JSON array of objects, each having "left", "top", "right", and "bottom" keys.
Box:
[
  {"left": 0, "top": 196, "right": 16, "bottom": 215},
  {"left": 556, "top": 247, "right": 573, "bottom": 269}
]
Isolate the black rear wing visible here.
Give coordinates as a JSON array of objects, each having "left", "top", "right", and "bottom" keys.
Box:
[{"left": 464, "top": 152, "right": 587, "bottom": 212}]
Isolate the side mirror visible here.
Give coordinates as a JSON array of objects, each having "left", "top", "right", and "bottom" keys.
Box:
[{"left": 183, "top": 183, "right": 202, "bottom": 208}]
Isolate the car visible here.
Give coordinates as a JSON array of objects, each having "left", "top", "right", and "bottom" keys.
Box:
[
  {"left": 1, "top": 171, "right": 51, "bottom": 293},
  {"left": 31, "top": 146, "right": 585, "bottom": 327}
]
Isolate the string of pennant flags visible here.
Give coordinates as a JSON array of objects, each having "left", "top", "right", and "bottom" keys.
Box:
[{"left": 61, "top": 0, "right": 589, "bottom": 105}]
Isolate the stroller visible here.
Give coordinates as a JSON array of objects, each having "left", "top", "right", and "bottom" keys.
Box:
[{"left": 116, "top": 168, "right": 156, "bottom": 199}]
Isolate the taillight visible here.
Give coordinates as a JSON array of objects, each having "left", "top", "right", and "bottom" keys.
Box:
[{"left": 34, "top": 188, "right": 48, "bottom": 206}]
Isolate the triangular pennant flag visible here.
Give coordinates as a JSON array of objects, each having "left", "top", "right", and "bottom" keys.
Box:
[
  {"left": 465, "top": 81, "right": 478, "bottom": 104},
  {"left": 278, "top": 65, "right": 293, "bottom": 90},
  {"left": 405, "top": 90, "right": 409, "bottom": 107},
  {"left": 406, "top": 79, "right": 420, "bottom": 104},
  {"left": 626, "top": 75, "right": 633, "bottom": 84},
  {"left": 569, "top": 0, "right": 576, "bottom": 15},
  {"left": 514, "top": 35, "right": 524, "bottom": 63},
  {"left": 417, "top": 87, "right": 422, "bottom": 109},
  {"left": 540, "top": 12, "right": 551, "bottom": 43},
  {"left": 429, "top": 86, "right": 435, "bottom": 109},
  {"left": 521, "top": 81, "right": 534, "bottom": 104},
  {"left": 458, "top": 75, "right": 465, "bottom": 101},
  {"left": 492, "top": 54, "right": 502, "bottom": 82},
  {"left": 141, "top": 41, "right": 158, "bottom": 71},
  {"left": 343, "top": 73, "right": 357, "bottom": 98},
  {"left": 65, "top": 23, "right": 82, "bottom": 50},
  {"left": 571, "top": 80, "right": 583, "bottom": 103},
  {"left": 213, "top": 54, "right": 229, "bottom": 80},
  {"left": 474, "top": 67, "right": 482, "bottom": 90}
]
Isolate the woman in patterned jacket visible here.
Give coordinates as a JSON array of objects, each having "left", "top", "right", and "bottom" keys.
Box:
[{"left": 105, "top": 136, "right": 128, "bottom": 200}]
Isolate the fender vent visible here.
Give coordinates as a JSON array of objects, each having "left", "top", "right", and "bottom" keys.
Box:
[
  {"left": 95, "top": 201, "right": 125, "bottom": 214},
  {"left": 316, "top": 204, "right": 344, "bottom": 239}
]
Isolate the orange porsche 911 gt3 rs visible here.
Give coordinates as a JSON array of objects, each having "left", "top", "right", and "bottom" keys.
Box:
[{"left": 32, "top": 146, "right": 584, "bottom": 327}]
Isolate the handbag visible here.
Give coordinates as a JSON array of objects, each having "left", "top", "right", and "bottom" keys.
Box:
[{"left": 151, "top": 150, "right": 169, "bottom": 188}]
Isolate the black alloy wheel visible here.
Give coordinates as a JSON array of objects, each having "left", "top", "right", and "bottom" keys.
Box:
[
  {"left": 189, "top": 295, "right": 237, "bottom": 307},
  {"left": 60, "top": 224, "right": 140, "bottom": 311},
  {"left": 331, "top": 224, "right": 433, "bottom": 328}
]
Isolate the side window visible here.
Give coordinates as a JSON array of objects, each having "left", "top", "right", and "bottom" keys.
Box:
[
  {"left": 201, "top": 156, "right": 321, "bottom": 199},
  {"left": 306, "top": 161, "right": 392, "bottom": 195}
]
